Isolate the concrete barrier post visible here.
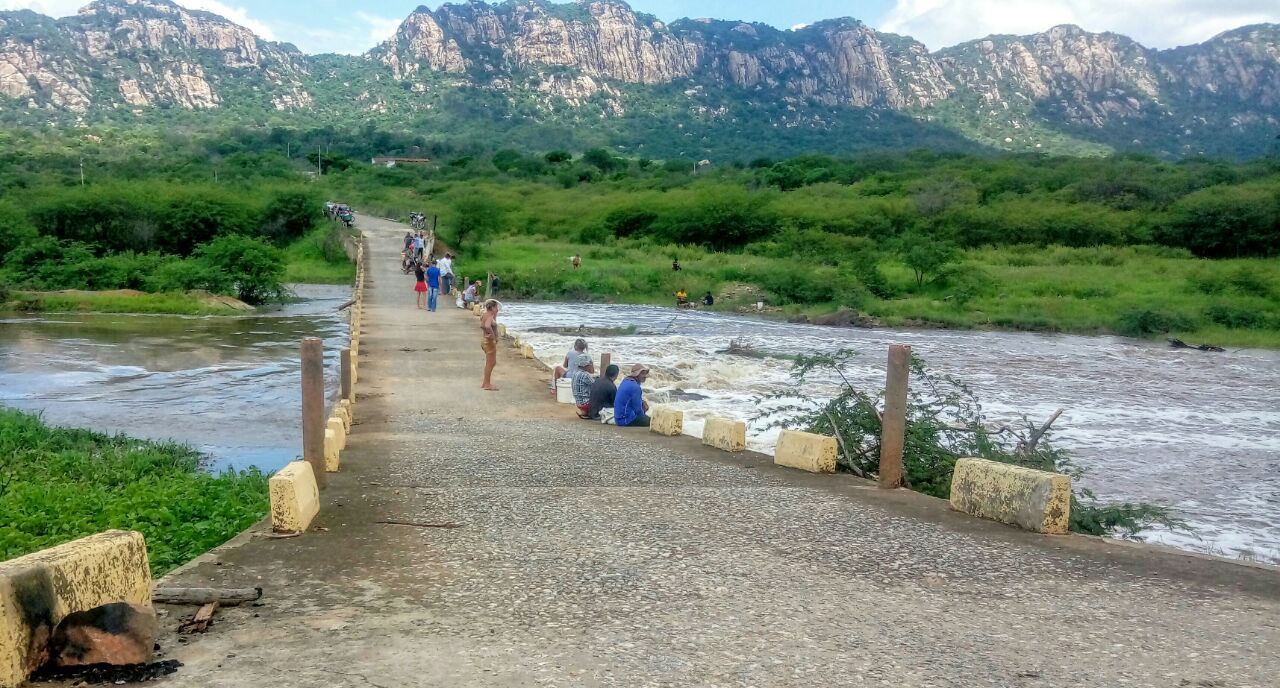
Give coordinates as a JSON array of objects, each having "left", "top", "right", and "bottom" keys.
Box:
[
  {"left": 878, "top": 344, "right": 911, "bottom": 489},
  {"left": 301, "top": 338, "right": 327, "bottom": 489},
  {"left": 340, "top": 347, "right": 353, "bottom": 403}
]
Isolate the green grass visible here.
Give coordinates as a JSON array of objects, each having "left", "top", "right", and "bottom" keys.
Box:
[
  {"left": 474, "top": 238, "right": 1280, "bottom": 349},
  {"left": 3, "top": 291, "right": 243, "bottom": 315},
  {"left": 0, "top": 407, "right": 269, "bottom": 575},
  {"left": 283, "top": 225, "right": 357, "bottom": 284}
]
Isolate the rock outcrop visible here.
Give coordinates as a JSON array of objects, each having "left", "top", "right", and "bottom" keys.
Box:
[
  {"left": 0, "top": 0, "right": 1276, "bottom": 156},
  {"left": 0, "top": 0, "right": 309, "bottom": 113}
]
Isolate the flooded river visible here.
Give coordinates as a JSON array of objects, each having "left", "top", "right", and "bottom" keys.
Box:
[
  {"left": 500, "top": 302, "right": 1280, "bottom": 564},
  {"left": 4, "top": 286, "right": 1276, "bottom": 563},
  {"left": 0, "top": 285, "right": 350, "bottom": 473}
]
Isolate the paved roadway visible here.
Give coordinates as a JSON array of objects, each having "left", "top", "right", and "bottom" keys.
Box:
[{"left": 157, "top": 214, "right": 1280, "bottom": 688}]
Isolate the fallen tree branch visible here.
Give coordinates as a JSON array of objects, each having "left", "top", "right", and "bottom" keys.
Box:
[
  {"left": 823, "top": 409, "right": 869, "bottom": 479},
  {"left": 1018, "top": 408, "right": 1064, "bottom": 456},
  {"left": 336, "top": 298, "right": 356, "bottom": 311}
]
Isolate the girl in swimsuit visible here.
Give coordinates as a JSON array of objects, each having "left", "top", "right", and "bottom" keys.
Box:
[{"left": 481, "top": 299, "right": 501, "bottom": 391}]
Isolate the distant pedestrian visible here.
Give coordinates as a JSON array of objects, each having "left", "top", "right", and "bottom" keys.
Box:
[
  {"left": 439, "top": 253, "right": 455, "bottom": 295},
  {"left": 490, "top": 273, "right": 501, "bottom": 295},
  {"left": 571, "top": 254, "right": 581, "bottom": 270},
  {"left": 413, "top": 262, "right": 427, "bottom": 310},
  {"left": 481, "top": 299, "right": 501, "bottom": 391},
  {"left": 703, "top": 291, "right": 715, "bottom": 307},
  {"left": 426, "top": 260, "right": 441, "bottom": 311},
  {"left": 672, "top": 258, "right": 681, "bottom": 271}
]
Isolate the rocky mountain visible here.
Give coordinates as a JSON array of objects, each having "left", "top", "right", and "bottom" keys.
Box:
[{"left": 2, "top": 0, "right": 1278, "bottom": 158}]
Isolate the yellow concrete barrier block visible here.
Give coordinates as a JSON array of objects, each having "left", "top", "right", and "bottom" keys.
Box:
[
  {"left": 949, "top": 458, "right": 1071, "bottom": 534},
  {"left": 0, "top": 530, "right": 151, "bottom": 688},
  {"left": 498, "top": 324, "right": 507, "bottom": 338},
  {"left": 324, "top": 429, "right": 341, "bottom": 472},
  {"left": 649, "top": 405, "right": 683, "bottom": 437},
  {"left": 270, "top": 461, "right": 319, "bottom": 533},
  {"left": 327, "top": 416, "right": 346, "bottom": 451},
  {"left": 702, "top": 416, "right": 747, "bottom": 453},
  {"left": 520, "top": 344, "right": 534, "bottom": 359},
  {"left": 338, "top": 400, "right": 352, "bottom": 431},
  {"left": 774, "top": 430, "right": 837, "bottom": 474}
]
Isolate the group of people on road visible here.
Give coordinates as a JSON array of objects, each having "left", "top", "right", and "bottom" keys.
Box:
[{"left": 552, "top": 338, "right": 652, "bottom": 427}]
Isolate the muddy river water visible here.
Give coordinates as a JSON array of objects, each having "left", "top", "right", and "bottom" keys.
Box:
[
  {"left": 3, "top": 289, "right": 1276, "bottom": 563},
  {"left": 0, "top": 284, "right": 349, "bottom": 473},
  {"left": 500, "top": 302, "right": 1280, "bottom": 564}
]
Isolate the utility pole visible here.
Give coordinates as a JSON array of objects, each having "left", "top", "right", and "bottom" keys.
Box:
[
  {"left": 79, "top": 157, "right": 85, "bottom": 186},
  {"left": 317, "top": 145, "right": 323, "bottom": 176}
]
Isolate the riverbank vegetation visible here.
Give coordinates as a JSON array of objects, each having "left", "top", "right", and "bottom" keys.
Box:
[
  {"left": 321, "top": 146, "right": 1280, "bottom": 348},
  {"left": 0, "top": 408, "right": 269, "bottom": 575},
  {"left": 2, "top": 125, "right": 1276, "bottom": 342},
  {"left": 764, "top": 352, "right": 1185, "bottom": 538}
]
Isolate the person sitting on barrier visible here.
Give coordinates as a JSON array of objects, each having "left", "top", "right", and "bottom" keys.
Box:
[
  {"left": 462, "top": 280, "right": 479, "bottom": 306},
  {"left": 614, "top": 364, "right": 651, "bottom": 427},
  {"left": 584, "top": 364, "right": 619, "bottom": 420},
  {"left": 570, "top": 354, "right": 595, "bottom": 416},
  {"left": 554, "top": 339, "right": 593, "bottom": 389}
]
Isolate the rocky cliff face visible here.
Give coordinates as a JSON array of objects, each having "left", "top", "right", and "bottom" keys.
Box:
[
  {"left": 0, "top": 0, "right": 1276, "bottom": 157},
  {"left": 0, "top": 0, "right": 309, "bottom": 114}
]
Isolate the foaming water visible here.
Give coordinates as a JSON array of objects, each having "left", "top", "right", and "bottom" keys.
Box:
[
  {"left": 0, "top": 284, "right": 350, "bottom": 473},
  {"left": 501, "top": 302, "right": 1280, "bottom": 564}
]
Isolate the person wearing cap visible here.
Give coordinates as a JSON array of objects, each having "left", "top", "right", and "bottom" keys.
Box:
[
  {"left": 569, "top": 353, "right": 595, "bottom": 415},
  {"left": 584, "top": 364, "right": 619, "bottom": 420},
  {"left": 614, "top": 363, "right": 652, "bottom": 427}
]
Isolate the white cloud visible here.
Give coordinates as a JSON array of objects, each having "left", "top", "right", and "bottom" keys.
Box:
[
  {"left": 176, "top": 1, "right": 276, "bottom": 41},
  {"left": 0, "top": 1, "right": 278, "bottom": 41},
  {"left": 0, "top": 0, "right": 84, "bottom": 16},
  {"left": 878, "top": 0, "right": 1280, "bottom": 49},
  {"left": 355, "top": 11, "right": 401, "bottom": 49}
]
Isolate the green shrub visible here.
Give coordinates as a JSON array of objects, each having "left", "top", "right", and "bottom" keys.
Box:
[
  {"left": 0, "top": 407, "right": 268, "bottom": 575},
  {"left": 1204, "top": 303, "right": 1267, "bottom": 329},
  {"left": 194, "top": 235, "right": 286, "bottom": 305},
  {"left": 1114, "top": 308, "right": 1199, "bottom": 337}
]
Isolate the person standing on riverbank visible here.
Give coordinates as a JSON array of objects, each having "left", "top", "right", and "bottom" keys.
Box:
[
  {"left": 615, "top": 364, "right": 651, "bottom": 427},
  {"left": 413, "top": 262, "right": 428, "bottom": 310},
  {"left": 426, "top": 260, "right": 441, "bottom": 312},
  {"left": 481, "top": 299, "right": 501, "bottom": 391}
]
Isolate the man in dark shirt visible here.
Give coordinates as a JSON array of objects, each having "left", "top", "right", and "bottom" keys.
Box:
[{"left": 583, "top": 364, "right": 620, "bottom": 420}]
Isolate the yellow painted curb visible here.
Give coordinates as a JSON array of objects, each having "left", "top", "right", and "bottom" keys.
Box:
[
  {"left": 269, "top": 461, "right": 320, "bottom": 533},
  {"left": 949, "top": 458, "right": 1071, "bottom": 534},
  {"left": 774, "top": 430, "right": 837, "bottom": 473},
  {"left": 650, "top": 405, "right": 684, "bottom": 437},
  {"left": 702, "top": 416, "right": 747, "bottom": 453},
  {"left": 0, "top": 530, "right": 151, "bottom": 688}
]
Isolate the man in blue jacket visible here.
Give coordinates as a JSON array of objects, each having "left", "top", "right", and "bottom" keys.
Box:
[{"left": 614, "top": 364, "right": 651, "bottom": 427}]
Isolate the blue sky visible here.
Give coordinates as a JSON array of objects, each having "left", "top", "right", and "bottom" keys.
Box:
[{"left": 3, "top": 1, "right": 1279, "bottom": 54}]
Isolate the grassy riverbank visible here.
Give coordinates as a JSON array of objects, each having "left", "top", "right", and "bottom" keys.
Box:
[
  {"left": 3, "top": 289, "right": 250, "bottom": 315},
  {"left": 477, "top": 238, "right": 1280, "bottom": 348},
  {"left": 0, "top": 408, "right": 269, "bottom": 575}
]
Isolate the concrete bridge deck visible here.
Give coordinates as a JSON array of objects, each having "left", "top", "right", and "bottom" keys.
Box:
[{"left": 156, "top": 215, "right": 1280, "bottom": 688}]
